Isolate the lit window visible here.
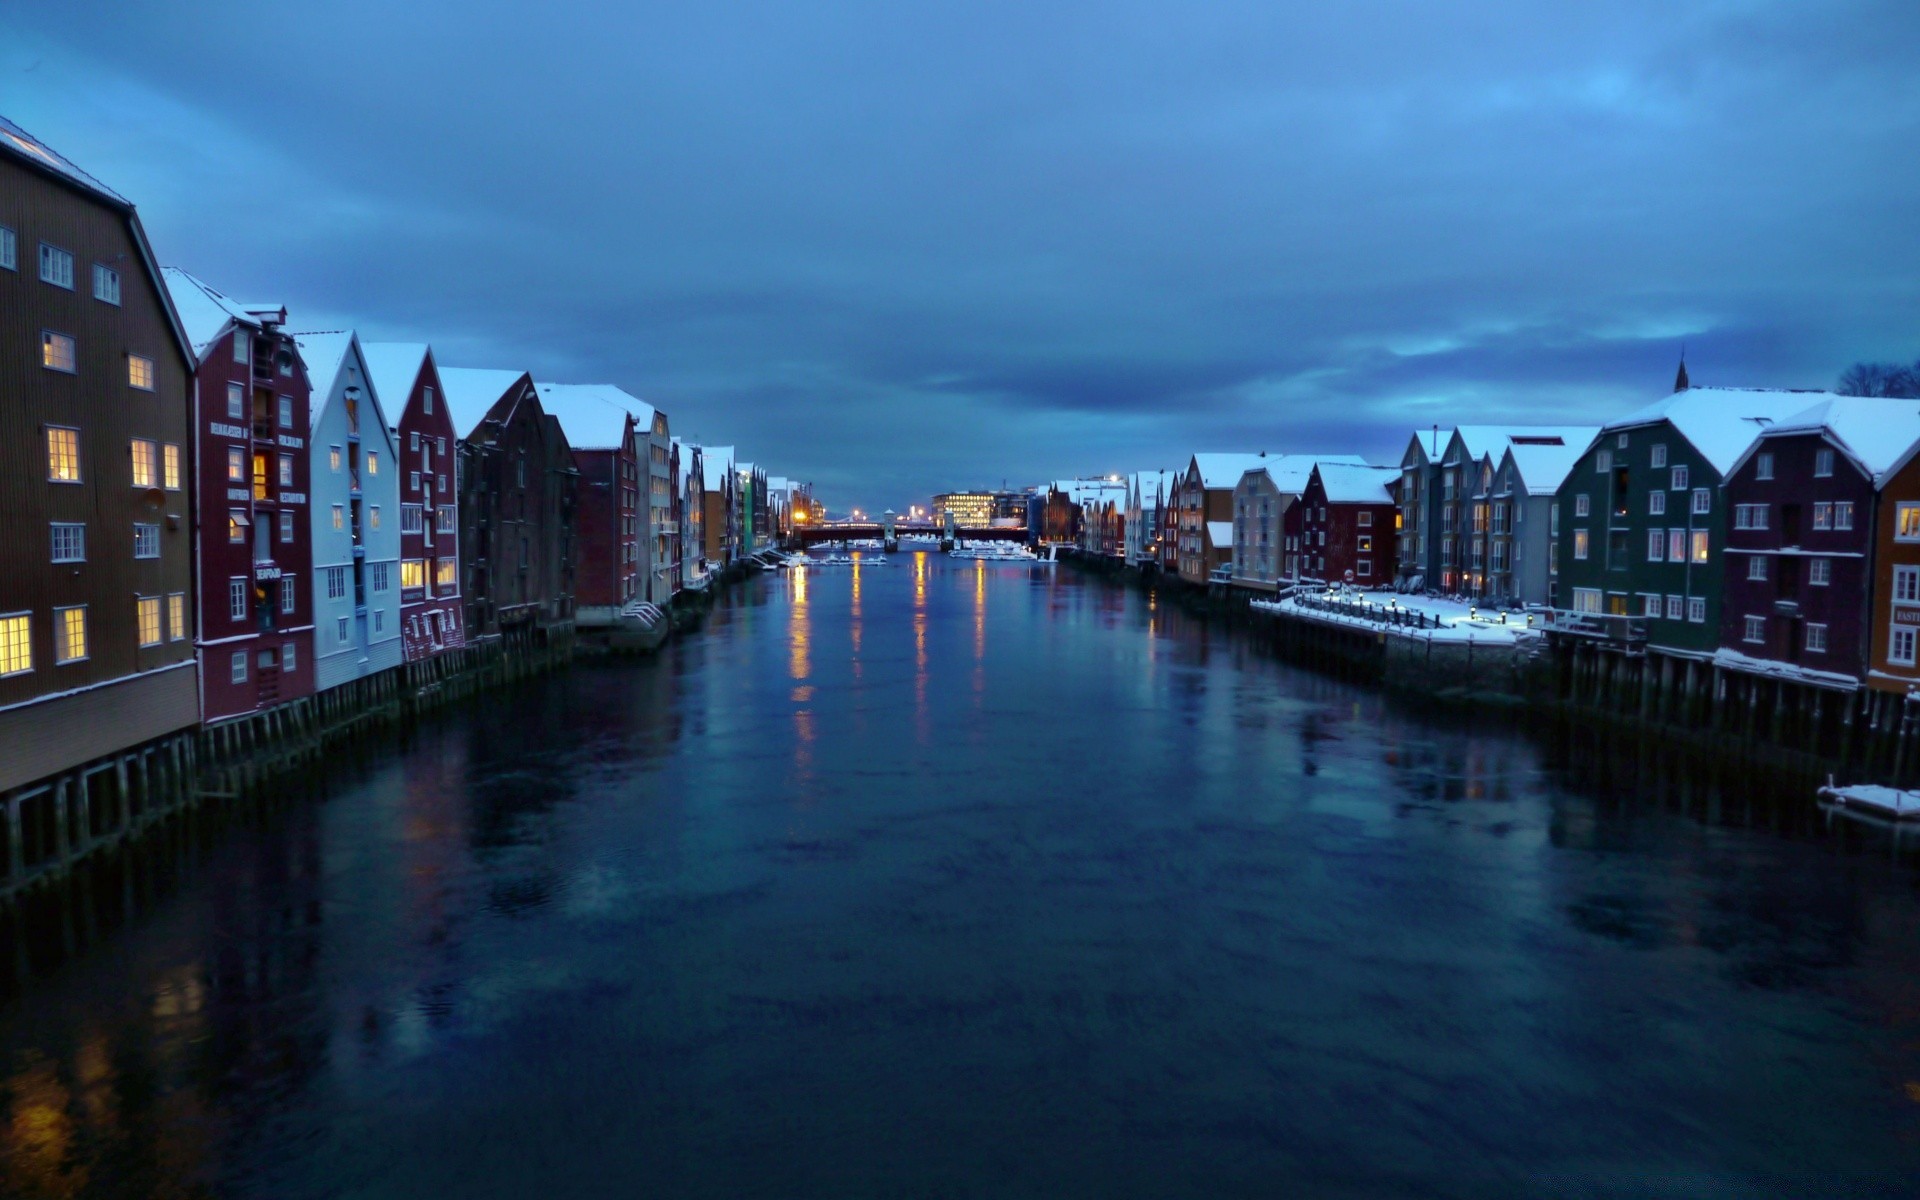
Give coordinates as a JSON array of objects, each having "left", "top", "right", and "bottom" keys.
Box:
[
  {"left": 401, "top": 559, "right": 426, "bottom": 590},
  {"left": 0, "top": 613, "right": 30, "bottom": 675},
  {"left": 402, "top": 505, "right": 424, "bottom": 533},
  {"left": 1747, "top": 556, "right": 1767, "bottom": 581},
  {"left": 1572, "top": 588, "right": 1602, "bottom": 613},
  {"left": 0, "top": 226, "right": 14, "bottom": 271},
  {"left": 366, "top": 451, "right": 379, "bottom": 476},
  {"left": 133, "top": 523, "right": 160, "bottom": 559},
  {"left": 330, "top": 446, "right": 342, "bottom": 472},
  {"left": 231, "top": 651, "right": 247, "bottom": 684},
  {"left": 1744, "top": 615, "right": 1766, "bottom": 644},
  {"left": 136, "top": 596, "right": 161, "bottom": 646},
  {"left": 130, "top": 438, "right": 158, "bottom": 487},
  {"left": 42, "top": 331, "right": 76, "bottom": 372},
  {"left": 1573, "top": 530, "right": 1589, "bottom": 560},
  {"left": 93, "top": 264, "right": 120, "bottom": 304},
  {"left": 1691, "top": 530, "right": 1710, "bottom": 563},
  {"left": 1814, "top": 448, "right": 1834, "bottom": 477},
  {"left": 1898, "top": 504, "right": 1920, "bottom": 542},
  {"left": 226, "top": 445, "right": 244, "bottom": 483},
  {"left": 1755, "top": 451, "right": 1774, "bottom": 480},
  {"left": 228, "top": 510, "right": 248, "bottom": 544},
  {"left": 436, "top": 557, "right": 457, "bottom": 588},
  {"left": 436, "top": 505, "right": 455, "bottom": 532},
  {"left": 331, "top": 505, "right": 344, "bottom": 531},
  {"left": 168, "top": 593, "right": 186, "bottom": 641},
  {"left": 54, "top": 606, "right": 86, "bottom": 663},
  {"left": 46, "top": 426, "right": 80, "bottom": 481},
  {"left": 370, "top": 505, "right": 381, "bottom": 531},
  {"left": 1834, "top": 501, "right": 1854, "bottom": 531},
  {"left": 128, "top": 355, "right": 154, "bottom": 390},
  {"left": 1806, "top": 624, "right": 1828, "bottom": 653},
  {"left": 39, "top": 243, "right": 73, "bottom": 289},
  {"left": 163, "top": 443, "right": 181, "bottom": 489},
  {"left": 50, "top": 523, "right": 85, "bottom": 563},
  {"left": 229, "top": 578, "right": 248, "bottom": 620}
]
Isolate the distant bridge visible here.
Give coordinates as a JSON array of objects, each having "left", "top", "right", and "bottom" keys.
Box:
[{"left": 791, "top": 523, "right": 1028, "bottom": 547}]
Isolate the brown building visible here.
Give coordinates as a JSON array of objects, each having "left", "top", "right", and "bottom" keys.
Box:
[
  {"left": 1863, "top": 416, "right": 1920, "bottom": 694},
  {"left": 0, "top": 116, "right": 198, "bottom": 796},
  {"left": 439, "top": 368, "right": 578, "bottom": 643},
  {"left": 1176, "top": 454, "right": 1268, "bottom": 585}
]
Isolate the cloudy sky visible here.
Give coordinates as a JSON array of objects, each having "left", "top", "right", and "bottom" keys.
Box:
[{"left": 3, "top": 1, "right": 1916, "bottom": 510}]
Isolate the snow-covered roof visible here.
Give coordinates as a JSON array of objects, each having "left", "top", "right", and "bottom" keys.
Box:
[
  {"left": 1402, "top": 428, "right": 1455, "bottom": 465},
  {"left": 294, "top": 331, "right": 357, "bottom": 421},
  {"left": 702, "top": 445, "right": 735, "bottom": 490},
  {"left": 1450, "top": 425, "right": 1599, "bottom": 467},
  {"left": 1189, "top": 453, "right": 1272, "bottom": 489},
  {"left": 1249, "top": 453, "right": 1372, "bottom": 496},
  {"left": 361, "top": 343, "right": 430, "bottom": 413},
  {"left": 1502, "top": 434, "right": 1598, "bottom": 496},
  {"left": 0, "top": 115, "right": 129, "bottom": 208},
  {"left": 533, "top": 383, "right": 643, "bottom": 451},
  {"left": 1744, "top": 396, "right": 1920, "bottom": 486},
  {"left": 160, "top": 267, "right": 265, "bottom": 361},
  {"left": 438, "top": 367, "right": 531, "bottom": 440},
  {"left": 1130, "top": 469, "right": 1171, "bottom": 510},
  {"left": 1603, "top": 387, "right": 1830, "bottom": 475},
  {"left": 1050, "top": 478, "right": 1128, "bottom": 507},
  {"left": 1313, "top": 463, "right": 1399, "bottom": 503}
]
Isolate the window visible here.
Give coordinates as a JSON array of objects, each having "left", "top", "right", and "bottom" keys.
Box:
[
  {"left": 1649, "top": 490, "right": 1665, "bottom": 516},
  {"left": 0, "top": 226, "right": 13, "bottom": 271},
  {"left": 1744, "top": 615, "right": 1766, "bottom": 644},
  {"left": 373, "top": 609, "right": 384, "bottom": 633},
  {"left": 1810, "top": 557, "right": 1830, "bottom": 586},
  {"left": 329, "top": 446, "right": 342, "bottom": 472},
  {"left": 229, "top": 578, "right": 248, "bottom": 620},
  {"left": 1666, "top": 595, "right": 1684, "bottom": 620},
  {"left": 0, "top": 613, "right": 28, "bottom": 676},
  {"left": 1549, "top": 543, "right": 1559, "bottom": 575},
  {"left": 1357, "top": 511, "right": 1372, "bottom": 528},
  {"left": 1893, "top": 628, "right": 1918, "bottom": 667},
  {"left": 279, "top": 453, "right": 294, "bottom": 487},
  {"left": 1691, "top": 531, "right": 1710, "bottom": 563},
  {"left": 410, "top": 470, "right": 421, "bottom": 493},
  {"left": 1356, "top": 559, "right": 1371, "bottom": 577},
  {"left": 1898, "top": 504, "right": 1920, "bottom": 542},
  {"left": 136, "top": 596, "right": 160, "bottom": 646},
  {"left": 1575, "top": 494, "right": 1590, "bottom": 518},
  {"left": 1573, "top": 588, "right": 1602, "bottom": 613},
  {"left": 53, "top": 606, "right": 86, "bottom": 663},
  {"left": 1894, "top": 566, "right": 1919, "bottom": 603},
  {"left": 1596, "top": 450, "right": 1612, "bottom": 472},
  {"left": 46, "top": 426, "right": 80, "bottom": 481},
  {"left": 423, "top": 386, "right": 434, "bottom": 414},
  {"left": 1834, "top": 501, "right": 1854, "bottom": 531},
  {"left": 371, "top": 562, "right": 391, "bottom": 593},
  {"left": 280, "top": 511, "right": 294, "bottom": 542},
  {"left": 226, "top": 445, "right": 244, "bottom": 483},
  {"left": 163, "top": 443, "right": 181, "bottom": 489},
  {"left": 39, "top": 243, "right": 73, "bottom": 289},
  {"left": 1688, "top": 597, "right": 1706, "bottom": 623},
  {"left": 400, "top": 559, "right": 426, "bottom": 590},
  {"left": 1755, "top": 451, "right": 1774, "bottom": 480},
  {"left": 282, "top": 643, "right": 297, "bottom": 671},
  {"left": 1747, "top": 556, "right": 1767, "bottom": 581},
  {"left": 366, "top": 451, "right": 379, "bottom": 476},
  {"left": 1733, "top": 504, "right": 1768, "bottom": 530},
  {"left": 168, "top": 593, "right": 185, "bottom": 641},
  {"left": 42, "top": 331, "right": 76, "bottom": 372},
  {"left": 228, "top": 510, "right": 247, "bottom": 543},
  {"left": 1672, "top": 465, "right": 1689, "bottom": 490},
  {"left": 1647, "top": 529, "right": 1665, "bottom": 561},
  {"left": 93, "top": 264, "right": 120, "bottom": 304},
  {"left": 128, "top": 355, "right": 154, "bottom": 390},
  {"left": 281, "top": 576, "right": 296, "bottom": 613},
  {"left": 134, "top": 524, "right": 160, "bottom": 559},
  {"left": 326, "top": 567, "right": 347, "bottom": 599},
  {"left": 130, "top": 439, "right": 158, "bottom": 487},
  {"left": 1806, "top": 624, "right": 1828, "bottom": 653},
  {"left": 233, "top": 331, "right": 249, "bottom": 366},
  {"left": 1573, "top": 530, "right": 1589, "bottom": 560},
  {"left": 227, "top": 382, "right": 245, "bottom": 419},
  {"left": 50, "top": 523, "right": 85, "bottom": 563},
  {"left": 402, "top": 505, "right": 424, "bottom": 533},
  {"left": 436, "top": 505, "right": 456, "bottom": 533},
  {"left": 1549, "top": 502, "right": 1559, "bottom": 536},
  {"left": 1651, "top": 444, "right": 1667, "bottom": 468},
  {"left": 1814, "top": 448, "right": 1834, "bottom": 477},
  {"left": 337, "top": 616, "right": 349, "bottom": 642},
  {"left": 1691, "top": 489, "right": 1710, "bottom": 515},
  {"left": 231, "top": 651, "right": 247, "bottom": 684},
  {"left": 369, "top": 505, "right": 381, "bottom": 531},
  {"left": 331, "top": 504, "right": 344, "bottom": 531},
  {"left": 436, "top": 557, "right": 457, "bottom": 588}
]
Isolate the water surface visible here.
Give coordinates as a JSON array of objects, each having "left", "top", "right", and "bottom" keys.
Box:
[{"left": 4, "top": 553, "right": 1920, "bottom": 1198}]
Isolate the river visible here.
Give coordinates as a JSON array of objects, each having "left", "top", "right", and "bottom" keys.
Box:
[{"left": 3, "top": 552, "right": 1919, "bottom": 1198}]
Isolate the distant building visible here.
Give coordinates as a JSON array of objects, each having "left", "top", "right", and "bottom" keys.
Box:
[
  {"left": 1176, "top": 454, "right": 1271, "bottom": 585},
  {"left": 1395, "top": 427, "right": 1452, "bottom": 590},
  {"left": 1231, "top": 454, "right": 1368, "bottom": 590},
  {"left": 533, "top": 384, "right": 644, "bottom": 628},
  {"left": 362, "top": 342, "right": 465, "bottom": 659},
  {"left": 1124, "top": 470, "right": 1171, "bottom": 568}
]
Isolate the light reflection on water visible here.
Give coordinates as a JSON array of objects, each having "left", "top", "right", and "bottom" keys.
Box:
[{"left": 2, "top": 557, "right": 1920, "bottom": 1198}]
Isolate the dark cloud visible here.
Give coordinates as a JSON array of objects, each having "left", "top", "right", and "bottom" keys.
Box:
[{"left": 3, "top": 0, "right": 1917, "bottom": 509}]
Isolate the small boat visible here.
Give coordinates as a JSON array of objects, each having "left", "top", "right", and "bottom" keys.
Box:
[{"left": 1816, "top": 778, "right": 1920, "bottom": 821}]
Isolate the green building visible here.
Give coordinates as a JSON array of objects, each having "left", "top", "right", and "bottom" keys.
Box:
[{"left": 1554, "top": 386, "right": 1820, "bottom": 654}]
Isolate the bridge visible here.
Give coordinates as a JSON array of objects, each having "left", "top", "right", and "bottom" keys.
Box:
[{"left": 791, "top": 523, "right": 1029, "bottom": 547}]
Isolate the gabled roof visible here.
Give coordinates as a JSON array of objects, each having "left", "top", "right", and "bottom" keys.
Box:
[
  {"left": 361, "top": 343, "right": 431, "bottom": 412},
  {"left": 1188, "top": 453, "right": 1272, "bottom": 489},
  {"left": 161, "top": 267, "right": 270, "bottom": 362},
  {"left": 438, "top": 367, "right": 533, "bottom": 440},
  {"left": 702, "top": 445, "right": 735, "bottom": 490},
  {"left": 1742, "top": 395, "right": 1920, "bottom": 487},
  {"left": 1130, "top": 469, "right": 1172, "bottom": 509},
  {"left": 1247, "top": 453, "right": 1372, "bottom": 496},
  {"left": 1603, "top": 386, "right": 1830, "bottom": 475},
  {"left": 1050, "top": 478, "right": 1128, "bottom": 507},
  {"left": 1448, "top": 425, "right": 1599, "bottom": 467},
  {"left": 533, "top": 383, "right": 643, "bottom": 451},
  {"left": 0, "top": 114, "right": 130, "bottom": 208},
  {"left": 1400, "top": 428, "right": 1454, "bottom": 467},
  {"left": 1501, "top": 438, "right": 1592, "bottom": 496},
  {"left": 293, "top": 331, "right": 357, "bottom": 417},
  {"left": 1311, "top": 463, "right": 1400, "bottom": 503}
]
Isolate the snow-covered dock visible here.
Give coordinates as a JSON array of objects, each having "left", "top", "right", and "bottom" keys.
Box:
[{"left": 1816, "top": 783, "right": 1920, "bottom": 821}]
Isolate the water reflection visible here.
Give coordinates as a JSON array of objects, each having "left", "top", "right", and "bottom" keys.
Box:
[{"left": 4, "top": 557, "right": 1920, "bottom": 1196}]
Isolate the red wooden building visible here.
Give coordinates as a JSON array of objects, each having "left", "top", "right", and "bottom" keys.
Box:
[
  {"left": 162, "top": 269, "right": 314, "bottom": 720},
  {"left": 1298, "top": 463, "right": 1400, "bottom": 587},
  {"left": 533, "top": 383, "right": 643, "bottom": 628},
  {"left": 364, "top": 343, "right": 465, "bottom": 660}
]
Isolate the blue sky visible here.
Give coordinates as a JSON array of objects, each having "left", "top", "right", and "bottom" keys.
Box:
[{"left": 4, "top": 1, "right": 1917, "bottom": 511}]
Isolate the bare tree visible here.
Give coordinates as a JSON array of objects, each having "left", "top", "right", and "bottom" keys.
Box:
[{"left": 1837, "top": 360, "right": 1920, "bottom": 398}]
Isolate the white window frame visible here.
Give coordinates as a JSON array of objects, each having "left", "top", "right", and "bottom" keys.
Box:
[
  {"left": 1834, "top": 501, "right": 1854, "bottom": 531},
  {"left": 53, "top": 605, "right": 87, "bottom": 664},
  {"left": 1646, "top": 529, "right": 1664, "bottom": 561},
  {"left": 1809, "top": 557, "right": 1831, "bottom": 586},
  {"left": 229, "top": 577, "right": 248, "bottom": 621},
  {"left": 1671, "top": 465, "right": 1689, "bottom": 491},
  {"left": 38, "top": 242, "right": 74, "bottom": 289},
  {"left": 167, "top": 593, "right": 186, "bottom": 642},
  {"left": 133, "top": 523, "right": 160, "bottom": 559},
  {"left": 128, "top": 354, "right": 155, "bottom": 391},
  {"left": 1814, "top": 448, "right": 1834, "bottom": 478},
  {"left": 1574, "top": 494, "right": 1590, "bottom": 518},
  {"left": 1746, "top": 555, "right": 1767, "bottom": 581},
  {"left": 1691, "top": 488, "right": 1710, "bottom": 515},
  {"left": 281, "top": 576, "right": 297, "bottom": 614},
  {"left": 50, "top": 522, "right": 85, "bottom": 563},
  {"left": 1688, "top": 597, "right": 1707, "bottom": 623},
  {"left": 1650, "top": 444, "right": 1667, "bottom": 468},
  {"left": 136, "top": 595, "right": 161, "bottom": 647},
  {"left": 46, "top": 425, "right": 80, "bottom": 482},
  {"left": 1896, "top": 503, "right": 1920, "bottom": 542},
  {"left": 1806, "top": 623, "right": 1828, "bottom": 654},
  {"left": 231, "top": 651, "right": 248, "bottom": 684},
  {"left": 1666, "top": 594, "right": 1684, "bottom": 620},
  {"left": 1895, "top": 565, "right": 1920, "bottom": 603},
  {"left": 92, "top": 263, "right": 121, "bottom": 305},
  {"left": 1755, "top": 451, "right": 1774, "bottom": 481},
  {"left": 227, "top": 381, "right": 245, "bottom": 419},
  {"left": 0, "top": 225, "right": 14, "bottom": 272},
  {"left": 1649, "top": 490, "right": 1665, "bottom": 516},
  {"left": 163, "top": 443, "right": 181, "bottom": 490},
  {"left": 1893, "top": 627, "right": 1919, "bottom": 668},
  {"left": 1744, "top": 615, "right": 1766, "bottom": 644},
  {"left": 41, "top": 330, "right": 77, "bottom": 373}
]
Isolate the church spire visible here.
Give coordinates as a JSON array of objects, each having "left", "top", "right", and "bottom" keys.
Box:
[{"left": 1674, "top": 347, "right": 1689, "bottom": 393}]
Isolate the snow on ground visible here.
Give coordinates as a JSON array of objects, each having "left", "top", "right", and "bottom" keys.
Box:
[
  {"left": 1819, "top": 784, "right": 1920, "bottom": 819},
  {"left": 1253, "top": 588, "right": 1541, "bottom": 645}
]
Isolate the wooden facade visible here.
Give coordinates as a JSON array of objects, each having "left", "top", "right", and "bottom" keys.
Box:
[
  {"left": 1298, "top": 464, "right": 1399, "bottom": 586},
  {"left": 533, "top": 384, "right": 642, "bottom": 625},
  {"left": 0, "top": 119, "right": 198, "bottom": 792},
  {"left": 363, "top": 343, "right": 465, "bottom": 661}
]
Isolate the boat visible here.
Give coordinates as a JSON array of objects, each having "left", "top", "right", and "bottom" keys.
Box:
[{"left": 1816, "top": 778, "right": 1920, "bottom": 821}]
